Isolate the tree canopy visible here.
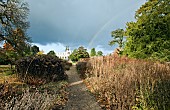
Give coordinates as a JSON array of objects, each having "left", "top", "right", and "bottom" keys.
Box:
[
  {"left": 0, "top": 0, "right": 30, "bottom": 56},
  {"left": 123, "top": 0, "right": 170, "bottom": 61},
  {"left": 69, "top": 46, "right": 89, "bottom": 62},
  {"left": 47, "top": 50, "right": 56, "bottom": 56},
  {"left": 31, "top": 45, "right": 40, "bottom": 55},
  {"left": 97, "top": 51, "right": 103, "bottom": 56},
  {"left": 109, "top": 29, "right": 125, "bottom": 55},
  {"left": 90, "top": 48, "right": 96, "bottom": 57},
  {"left": 109, "top": 29, "right": 125, "bottom": 49}
]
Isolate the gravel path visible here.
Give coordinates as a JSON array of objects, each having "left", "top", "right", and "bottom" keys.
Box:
[{"left": 63, "top": 66, "right": 102, "bottom": 110}]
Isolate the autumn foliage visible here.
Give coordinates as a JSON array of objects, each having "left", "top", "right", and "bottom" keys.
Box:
[{"left": 3, "top": 42, "right": 14, "bottom": 51}]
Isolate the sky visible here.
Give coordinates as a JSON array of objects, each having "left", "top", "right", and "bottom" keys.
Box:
[{"left": 25, "top": 0, "right": 146, "bottom": 54}]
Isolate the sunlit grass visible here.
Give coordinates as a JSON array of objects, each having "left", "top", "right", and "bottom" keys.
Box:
[{"left": 0, "top": 65, "right": 22, "bottom": 84}]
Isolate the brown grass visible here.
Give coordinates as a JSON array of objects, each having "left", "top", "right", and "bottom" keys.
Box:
[{"left": 77, "top": 55, "right": 170, "bottom": 110}]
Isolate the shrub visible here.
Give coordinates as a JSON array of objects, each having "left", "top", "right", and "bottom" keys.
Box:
[
  {"left": 76, "top": 62, "right": 87, "bottom": 79},
  {"left": 61, "top": 60, "right": 72, "bottom": 71},
  {"left": 76, "top": 61, "right": 92, "bottom": 79},
  {"left": 15, "top": 55, "right": 68, "bottom": 85},
  {"left": 0, "top": 58, "right": 10, "bottom": 65}
]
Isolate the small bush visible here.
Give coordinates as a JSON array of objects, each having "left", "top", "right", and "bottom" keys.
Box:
[
  {"left": 15, "top": 55, "right": 68, "bottom": 85},
  {"left": 61, "top": 60, "right": 72, "bottom": 71},
  {"left": 76, "top": 62, "right": 91, "bottom": 79}
]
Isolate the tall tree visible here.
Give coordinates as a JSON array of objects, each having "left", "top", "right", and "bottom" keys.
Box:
[
  {"left": 69, "top": 46, "right": 89, "bottom": 62},
  {"left": 109, "top": 29, "right": 125, "bottom": 54},
  {"left": 90, "top": 48, "right": 96, "bottom": 57},
  {"left": 0, "top": 0, "right": 30, "bottom": 56},
  {"left": 124, "top": 0, "right": 170, "bottom": 61}
]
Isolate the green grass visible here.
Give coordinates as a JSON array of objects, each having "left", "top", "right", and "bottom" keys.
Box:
[{"left": 0, "top": 65, "right": 15, "bottom": 76}]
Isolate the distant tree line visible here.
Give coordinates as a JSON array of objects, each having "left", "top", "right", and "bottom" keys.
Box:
[{"left": 90, "top": 48, "right": 103, "bottom": 57}]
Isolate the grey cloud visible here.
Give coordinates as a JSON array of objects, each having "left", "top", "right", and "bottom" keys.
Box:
[{"left": 26, "top": 0, "right": 146, "bottom": 51}]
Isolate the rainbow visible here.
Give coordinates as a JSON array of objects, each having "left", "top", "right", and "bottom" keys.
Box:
[{"left": 88, "top": 2, "right": 143, "bottom": 48}]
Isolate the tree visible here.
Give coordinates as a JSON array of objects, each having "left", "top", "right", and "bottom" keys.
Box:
[
  {"left": 31, "top": 45, "right": 40, "bottom": 55},
  {"left": 109, "top": 29, "right": 125, "bottom": 54},
  {"left": 47, "top": 50, "right": 56, "bottom": 56},
  {"left": 0, "top": 0, "right": 30, "bottom": 56},
  {"left": 97, "top": 51, "right": 103, "bottom": 56},
  {"left": 123, "top": 0, "right": 170, "bottom": 61},
  {"left": 109, "top": 29, "right": 125, "bottom": 49},
  {"left": 0, "top": 42, "right": 19, "bottom": 68},
  {"left": 90, "top": 48, "right": 96, "bottom": 57},
  {"left": 3, "top": 42, "right": 14, "bottom": 51},
  {"left": 69, "top": 46, "right": 89, "bottom": 62},
  {"left": 69, "top": 49, "right": 78, "bottom": 61}
]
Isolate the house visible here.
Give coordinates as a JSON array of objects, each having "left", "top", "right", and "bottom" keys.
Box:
[{"left": 56, "top": 46, "right": 71, "bottom": 60}]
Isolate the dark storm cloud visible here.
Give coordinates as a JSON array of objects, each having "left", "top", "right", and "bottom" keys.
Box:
[{"left": 26, "top": 0, "right": 146, "bottom": 51}]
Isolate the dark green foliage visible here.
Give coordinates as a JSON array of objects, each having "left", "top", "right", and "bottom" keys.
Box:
[
  {"left": 69, "top": 46, "right": 90, "bottom": 62},
  {"left": 47, "top": 50, "right": 56, "bottom": 56},
  {"left": 109, "top": 29, "right": 125, "bottom": 49},
  {"left": 0, "top": 58, "right": 10, "bottom": 65},
  {"left": 31, "top": 45, "right": 40, "bottom": 55},
  {"left": 97, "top": 51, "right": 103, "bottom": 56},
  {"left": 15, "top": 55, "right": 68, "bottom": 85},
  {"left": 90, "top": 48, "right": 96, "bottom": 57},
  {"left": 124, "top": 0, "right": 170, "bottom": 61}
]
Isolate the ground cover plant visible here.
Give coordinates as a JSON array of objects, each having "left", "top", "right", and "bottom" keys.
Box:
[
  {"left": 0, "top": 81, "right": 68, "bottom": 110},
  {"left": 77, "top": 55, "right": 170, "bottom": 110}
]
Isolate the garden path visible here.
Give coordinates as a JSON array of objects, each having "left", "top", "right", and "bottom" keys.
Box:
[{"left": 63, "top": 66, "right": 102, "bottom": 110}]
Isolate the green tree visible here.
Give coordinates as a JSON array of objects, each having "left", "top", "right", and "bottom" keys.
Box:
[
  {"left": 69, "top": 49, "right": 78, "bottom": 61},
  {"left": 69, "top": 46, "right": 89, "bottom": 62},
  {"left": 90, "top": 48, "right": 96, "bottom": 57},
  {"left": 0, "top": 0, "right": 30, "bottom": 57},
  {"left": 47, "top": 50, "right": 56, "bottom": 56},
  {"left": 97, "top": 51, "right": 103, "bottom": 56},
  {"left": 109, "top": 29, "right": 125, "bottom": 55},
  {"left": 109, "top": 29, "right": 125, "bottom": 49},
  {"left": 0, "top": 47, "right": 11, "bottom": 65},
  {"left": 31, "top": 45, "right": 40, "bottom": 55},
  {"left": 1, "top": 42, "right": 18, "bottom": 68},
  {"left": 123, "top": 0, "right": 170, "bottom": 61}
]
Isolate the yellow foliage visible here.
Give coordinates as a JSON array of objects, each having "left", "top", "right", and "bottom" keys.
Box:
[{"left": 37, "top": 50, "right": 44, "bottom": 55}]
